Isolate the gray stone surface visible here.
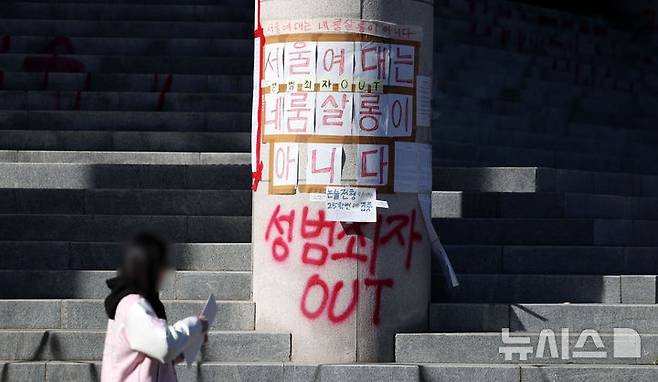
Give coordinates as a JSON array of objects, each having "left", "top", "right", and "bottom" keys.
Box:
[
  {"left": 0, "top": 163, "right": 250, "bottom": 190},
  {"left": 430, "top": 303, "right": 509, "bottom": 332},
  {"left": 434, "top": 274, "right": 622, "bottom": 303},
  {"left": 0, "top": 151, "right": 250, "bottom": 165},
  {"left": 510, "top": 304, "right": 658, "bottom": 333},
  {"left": 396, "top": 333, "right": 658, "bottom": 365},
  {"left": 60, "top": 300, "right": 254, "bottom": 330},
  {"left": 432, "top": 167, "right": 541, "bottom": 193},
  {"left": 434, "top": 218, "right": 594, "bottom": 245},
  {"left": 0, "top": 300, "right": 61, "bottom": 329},
  {"left": 175, "top": 271, "right": 252, "bottom": 300},
  {"left": 420, "top": 364, "right": 520, "bottom": 381},
  {"left": 431, "top": 303, "right": 658, "bottom": 334},
  {"left": 621, "top": 276, "right": 657, "bottom": 304},
  {"left": 0, "top": 241, "right": 250, "bottom": 271},
  {"left": 520, "top": 365, "right": 658, "bottom": 381},
  {"left": 46, "top": 361, "right": 102, "bottom": 382},
  {"left": 178, "top": 363, "right": 284, "bottom": 382},
  {"left": 0, "top": 214, "right": 250, "bottom": 242},
  {"left": 0, "top": 362, "right": 45, "bottom": 382},
  {"left": 0, "top": 331, "right": 290, "bottom": 362},
  {"left": 0, "top": 270, "right": 251, "bottom": 300}
]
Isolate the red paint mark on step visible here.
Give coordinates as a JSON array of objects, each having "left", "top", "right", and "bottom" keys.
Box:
[
  {"left": 156, "top": 74, "right": 173, "bottom": 111},
  {"left": 252, "top": 0, "right": 265, "bottom": 191}
]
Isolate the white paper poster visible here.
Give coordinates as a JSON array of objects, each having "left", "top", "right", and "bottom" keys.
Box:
[
  {"left": 355, "top": 41, "right": 390, "bottom": 85},
  {"left": 263, "top": 93, "right": 285, "bottom": 135},
  {"left": 354, "top": 93, "right": 386, "bottom": 137},
  {"left": 263, "top": 43, "right": 284, "bottom": 84},
  {"left": 390, "top": 44, "right": 415, "bottom": 87},
  {"left": 317, "top": 41, "right": 355, "bottom": 90},
  {"left": 387, "top": 93, "right": 413, "bottom": 137},
  {"left": 394, "top": 141, "right": 419, "bottom": 192},
  {"left": 418, "top": 143, "right": 432, "bottom": 192},
  {"left": 306, "top": 143, "right": 343, "bottom": 185},
  {"left": 326, "top": 186, "right": 376, "bottom": 222},
  {"left": 357, "top": 144, "right": 389, "bottom": 185},
  {"left": 272, "top": 143, "right": 299, "bottom": 186},
  {"left": 284, "top": 92, "right": 315, "bottom": 134},
  {"left": 416, "top": 75, "right": 432, "bottom": 127},
  {"left": 316, "top": 92, "right": 353, "bottom": 136},
  {"left": 284, "top": 41, "right": 317, "bottom": 87}
]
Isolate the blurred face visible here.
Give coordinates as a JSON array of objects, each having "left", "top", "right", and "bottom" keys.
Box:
[{"left": 157, "top": 266, "right": 174, "bottom": 291}]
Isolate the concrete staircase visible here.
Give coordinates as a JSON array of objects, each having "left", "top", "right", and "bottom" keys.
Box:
[{"left": 0, "top": 0, "right": 657, "bottom": 381}]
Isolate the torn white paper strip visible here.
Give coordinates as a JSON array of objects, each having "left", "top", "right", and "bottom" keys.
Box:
[
  {"left": 418, "top": 193, "right": 459, "bottom": 288},
  {"left": 416, "top": 75, "right": 432, "bottom": 127},
  {"left": 394, "top": 141, "right": 419, "bottom": 193},
  {"left": 326, "top": 186, "right": 376, "bottom": 222},
  {"left": 374, "top": 200, "right": 389, "bottom": 208},
  {"left": 418, "top": 143, "right": 432, "bottom": 192}
]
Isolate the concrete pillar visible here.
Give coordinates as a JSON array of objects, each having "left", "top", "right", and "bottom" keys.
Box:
[{"left": 252, "top": 0, "right": 434, "bottom": 363}]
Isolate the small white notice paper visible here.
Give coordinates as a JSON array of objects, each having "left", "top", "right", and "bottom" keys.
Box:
[
  {"left": 183, "top": 294, "right": 217, "bottom": 367},
  {"left": 416, "top": 75, "right": 432, "bottom": 127},
  {"left": 325, "top": 186, "right": 377, "bottom": 222}
]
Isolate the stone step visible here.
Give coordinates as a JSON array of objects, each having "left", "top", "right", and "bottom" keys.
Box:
[
  {"left": 0, "top": 111, "right": 250, "bottom": 132},
  {"left": 444, "top": 245, "right": 658, "bottom": 275},
  {"left": 433, "top": 136, "right": 658, "bottom": 175},
  {"left": 0, "top": 189, "right": 250, "bottom": 215},
  {"left": 432, "top": 191, "right": 658, "bottom": 220},
  {"left": 6, "top": 36, "right": 252, "bottom": 57},
  {"left": 432, "top": 121, "right": 658, "bottom": 160},
  {"left": 435, "top": 217, "right": 658, "bottom": 246},
  {"left": 0, "top": 54, "right": 252, "bottom": 75},
  {"left": 395, "top": 332, "right": 658, "bottom": 365},
  {"left": 2, "top": 361, "right": 657, "bottom": 382},
  {"left": 0, "top": 241, "right": 251, "bottom": 271},
  {"left": 0, "top": 214, "right": 251, "bottom": 242},
  {"left": 0, "top": 130, "right": 250, "bottom": 151},
  {"left": 0, "top": 151, "right": 250, "bottom": 164},
  {"left": 0, "top": 330, "right": 290, "bottom": 362},
  {"left": 0, "top": 162, "right": 250, "bottom": 189},
  {"left": 18, "top": 0, "right": 250, "bottom": 5},
  {"left": 0, "top": 91, "right": 252, "bottom": 112},
  {"left": 432, "top": 167, "right": 658, "bottom": 197},
  {"left": 0, "top": 72, "right": 252, "bottom": 93},
  {"left": 0, "top": 299, "right": 254, "bottom": 330},
  {"left": 4, "top": 3, "right": 253, "bottom": 22},
  {"left": 430, "top": 303, "right": 658, "bottom": 333},
  {"left": 0, "top": 19, "right": 252, "bottom": 38},
  {"left": 0, "top": 270, "right": 251, "bottom": 300},
  {"left": 433, "top": 274, "right": 656, "bottom": 304}
]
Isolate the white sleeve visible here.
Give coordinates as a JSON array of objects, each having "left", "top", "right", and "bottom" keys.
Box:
[{"left": 124, "top": 298, "right": 204, "bottom": 363}]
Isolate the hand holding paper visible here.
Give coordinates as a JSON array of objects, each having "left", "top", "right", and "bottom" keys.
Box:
[{"left": 183, "top": 294, "right": 217, "bottom": 367}]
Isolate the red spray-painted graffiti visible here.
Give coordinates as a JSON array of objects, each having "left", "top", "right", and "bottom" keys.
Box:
[{"left": 264, "top": 205, "right": 422, "bottom": 326}]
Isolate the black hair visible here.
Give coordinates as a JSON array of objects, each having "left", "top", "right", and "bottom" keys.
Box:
[{"left": 104, "top": 233, "right": 169, "bottom": 320}]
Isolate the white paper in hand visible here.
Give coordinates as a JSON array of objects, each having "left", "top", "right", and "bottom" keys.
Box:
[{"left": 183, "top": 294, "right": 217, "bottom": 367}]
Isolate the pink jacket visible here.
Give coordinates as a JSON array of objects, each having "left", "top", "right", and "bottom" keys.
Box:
[{"left": 101, "top": 294, "right": 203, "bottom": 382}]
